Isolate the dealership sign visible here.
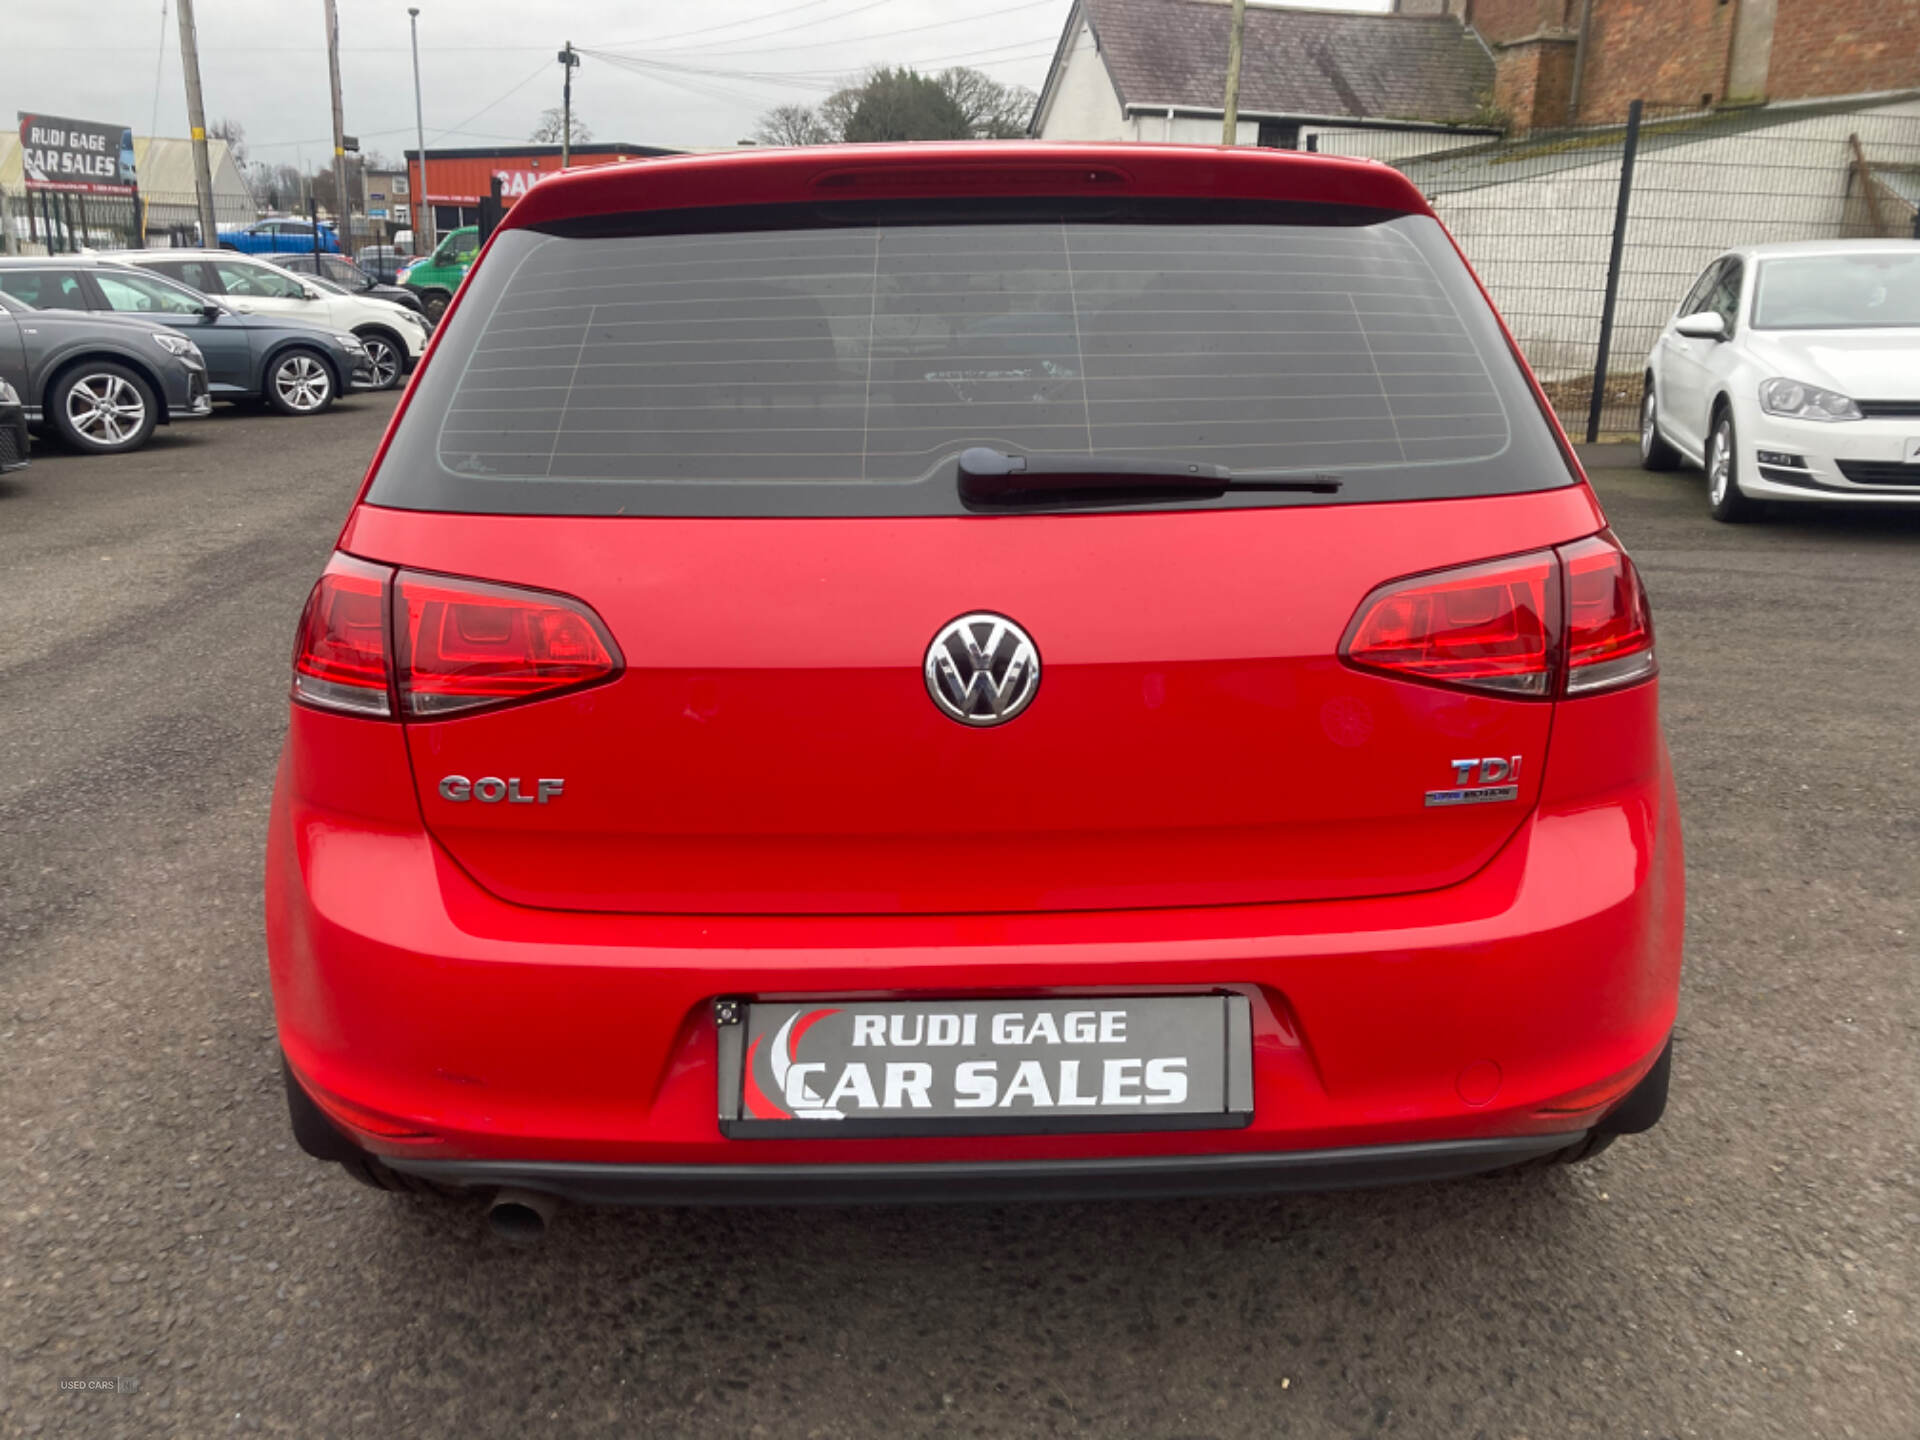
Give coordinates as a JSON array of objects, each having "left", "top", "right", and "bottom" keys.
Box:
[{"left": 17, "top": 113, "right": 138, "bottom": 195}]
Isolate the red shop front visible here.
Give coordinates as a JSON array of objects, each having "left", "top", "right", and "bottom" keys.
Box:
[{"left": 401, "top": 143, "right": 677, "bottom": 233}]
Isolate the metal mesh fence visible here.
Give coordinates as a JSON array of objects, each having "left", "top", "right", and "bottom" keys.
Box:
[
  {"left": 1314, "top": 94, "right": 1920, "bottom": 437},
  {"left": 0, "top": 187, "right": 270, "bottom": 256}
]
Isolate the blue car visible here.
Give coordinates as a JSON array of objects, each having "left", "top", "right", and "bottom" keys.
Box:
[{"left": 218, "top": 217, "right": 341, "bottom": 256}]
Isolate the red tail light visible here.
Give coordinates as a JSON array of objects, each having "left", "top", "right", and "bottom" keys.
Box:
[
  {"left": 395, "top": 571, "right": 621, "bottom": 718},
  {"left": 290, "top": 555, "right": 621, "bottom": 720},
  {"left": 1340, "top": 532, "right": 1654, "bottom": 699},
  {"left": 1560, "top": 534, "right": 1657, "bottom": 694},
  {"left": 1341, "top": 551, "right": 1559, "bottom": 697},
  {"left": 291, "top": 553, "right": 394, "bottom": 717}
]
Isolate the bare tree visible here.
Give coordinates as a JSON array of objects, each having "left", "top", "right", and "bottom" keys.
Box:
[
  {"left": 529, "top": 107, "right": 592, "bottom": 144},
  {"left": 208, "top": 117, "right": 249, "bottom": 169},
  {"left": 817, "top": 77, "right": 870, "bottom": 142},
  {"left": 936, "top": 69, "right": 1038, "bottom": 139},
  {"left": 253, "top": 161, "right": 307, "bottom": 213},
  {"left": 753, "top": 104, "right": 832, "bottom": 148}
]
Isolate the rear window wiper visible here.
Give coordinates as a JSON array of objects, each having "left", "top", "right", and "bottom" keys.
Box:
[{"left": 957, "top": 447, "right": 1341, "bottom": 506}]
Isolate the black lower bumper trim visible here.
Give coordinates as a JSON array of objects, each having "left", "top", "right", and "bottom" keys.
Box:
[{"left": 386, "top": 1133, "right": 1584, "bottom": 1206}]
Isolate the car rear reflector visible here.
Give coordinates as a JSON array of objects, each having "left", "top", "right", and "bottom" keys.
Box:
[
  {"left": 1560, "top": 532, "right": 1657, "bottom": 695},
  {"left": 395, "top": 571, "right": 622, "bottom": 718},
  {"left": 1339, "top": 532, "right": 1656, "bottom": 700},
  {"left": 1340, "top": 551, "right": 1559, "bottom": 698},
  {"left": 291, "top": 552, "right": 395, "bottom": 717}
]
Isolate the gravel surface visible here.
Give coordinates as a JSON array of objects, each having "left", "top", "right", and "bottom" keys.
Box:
[{"left": 2, "top": 401, "right": 1914, "bottom": 1438}]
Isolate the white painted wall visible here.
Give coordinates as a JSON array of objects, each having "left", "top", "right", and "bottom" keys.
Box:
[
  {"left": 1310, "top": 101, "right": 1920, "bottom": 391},
  {"left": 1035, "top": 17, "right": 1129, "bottom": 142}
]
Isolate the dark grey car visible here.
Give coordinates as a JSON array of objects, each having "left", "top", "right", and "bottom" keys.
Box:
[
  {"left": 0, "top": 287, "right": 211, "bottom": 455},
  {"left": 0, "top": 258, "right": 372, "bottom": 420}
]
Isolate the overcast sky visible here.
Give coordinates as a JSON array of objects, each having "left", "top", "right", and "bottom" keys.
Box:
[{"left": 6, "top": 0, "right": 1394, "bottom": 163}]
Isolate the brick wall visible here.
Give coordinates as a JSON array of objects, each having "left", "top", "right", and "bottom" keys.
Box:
[
  {"left": 1478, "top": 0, "right": 1920, "bottom": 131},
  {"left": 1493, "top": 37, "right": 1579, "bottom": 129},
  {"left": 1767, "top": 0, "right": 1920, "bottom": 102},
  {"left": 1470, "top": 0, "right": 1575, "bottom": 44},
  {"left": 1572, "top": 0, "right": 1737, "bottom": 121}
]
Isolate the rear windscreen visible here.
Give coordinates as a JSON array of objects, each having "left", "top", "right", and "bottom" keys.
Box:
[{"left": 368, "top": 199, "right": 1572, "bottom": 517}]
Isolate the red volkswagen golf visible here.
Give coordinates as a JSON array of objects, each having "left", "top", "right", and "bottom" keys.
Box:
[{"left": 267, "top": 144, "right": 1683, "bottom": 1235}]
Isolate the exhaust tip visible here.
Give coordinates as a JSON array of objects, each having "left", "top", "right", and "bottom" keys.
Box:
[{"left": 487, "top": 1188, "right": 558, "bottom": 1243}]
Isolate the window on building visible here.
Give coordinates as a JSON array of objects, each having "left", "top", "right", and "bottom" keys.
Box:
[{"left": 1256, "top": 121, "right": 1302, "bottom": 150}]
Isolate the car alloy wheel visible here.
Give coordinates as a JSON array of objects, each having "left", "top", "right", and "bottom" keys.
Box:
[
  {"left": 360, "top": 335, "right": 402, "bottom": 390},
  {"left": 1707, "top": 420, "right": 1731, "bottom": 506},
  {"left": 275, "top": 354, "right": 333, "bottom": 412},
  {"left": 1640, "top": 391, "right": 1657, "bottom": 460},
  {"left": 65, "top": 372, "right": 146, "bottom": 448}
]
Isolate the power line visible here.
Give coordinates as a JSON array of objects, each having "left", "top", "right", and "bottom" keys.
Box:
[
  {"left": 645, "top": 0, "right": 1065, "bottom": 60},
  {"left": 644, "top": 0, "right": 896, "bottom": 55},
  {"left": 580, "top": 31, "right": 1061, "bottom": 94},
  {"left": 586, "top": 0, "right": 885, "bottom": 54},
  {"left": 771, "top": 34, "right": 1065, "bottom": 80},
  {"left": 426, "top": 57, "right": 551, "bottom": 147},
  {"left": 147, "top": 0, "right": 170, "bottom": 142}
]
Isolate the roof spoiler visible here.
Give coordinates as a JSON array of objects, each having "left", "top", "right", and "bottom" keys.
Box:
[{"left": 503, "top": 142, "right": 1434, "bottom": 230}]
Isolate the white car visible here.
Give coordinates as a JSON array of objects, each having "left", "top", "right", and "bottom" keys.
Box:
[
  {"left": 111, "top": 249, "right": 430, "bottom": 391},
  {"left": 1640, "top": 240, "right": 1920, "bottom": 521}
]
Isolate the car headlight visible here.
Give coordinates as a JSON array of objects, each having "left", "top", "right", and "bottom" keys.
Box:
[
  {"left": 0, "top": 378, "right": 19, "bottom": 404},
  {"left": 152, "top": 332, "right": 200, "bottom": 360},
  {"left": 1759, "top": 378, "right": 1861, "bottom": 422},
  {"left": 335, "top": 333, "right": 367, "bottom": 354}
]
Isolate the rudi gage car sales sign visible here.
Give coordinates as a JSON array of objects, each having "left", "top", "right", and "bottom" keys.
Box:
[
  {"left": 727, "top": 996, "right": 1254, "bottom": 1135},
  {"left": 18, "top": 113, "right": 137, "bottom": 194}
]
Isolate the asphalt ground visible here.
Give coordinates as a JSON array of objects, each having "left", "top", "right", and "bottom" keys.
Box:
[{"left": 2, "top": 397, "right": 1915, "bottom": 1439}]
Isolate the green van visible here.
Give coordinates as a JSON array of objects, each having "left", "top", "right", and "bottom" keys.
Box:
[{"left": 398, "top": 227, "right": 479, "bottom": 322}]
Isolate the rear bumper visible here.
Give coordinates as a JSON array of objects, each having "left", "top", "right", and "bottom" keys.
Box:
[
  {"left": 386, "top": 1133, "right": 1585, "bottom": 1204},
  {"left": 266, "top": 683, "right": 1684, "bottom": 1176}
]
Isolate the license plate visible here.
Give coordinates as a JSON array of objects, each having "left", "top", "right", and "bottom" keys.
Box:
[
  {"left": 1906, "top": 437, "right": 1920, "bottom": 464},
  {"left": 716, "top": 995, "right": 1253, "bottom": 1138}
]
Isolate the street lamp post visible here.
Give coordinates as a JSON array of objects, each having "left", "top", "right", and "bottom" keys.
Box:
[{"left": 409, "top": 7, "right": 435, "bottom": 251}]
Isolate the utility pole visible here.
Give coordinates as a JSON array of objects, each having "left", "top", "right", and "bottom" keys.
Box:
[
  {"left": 1221, "top": 0, "right": 1247, "bottom": 146},
  {"left": 559, "top": 42, "right": 581, "bottom": 169},
  {"left": 322, "top": 0, "right": 350, "bottom": 252},
  {"left": 174, "top": 0, "right": 220, "bottom": 245},
  {"left": 408, "top": 7, "right": 435, "bottom": 251}
]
